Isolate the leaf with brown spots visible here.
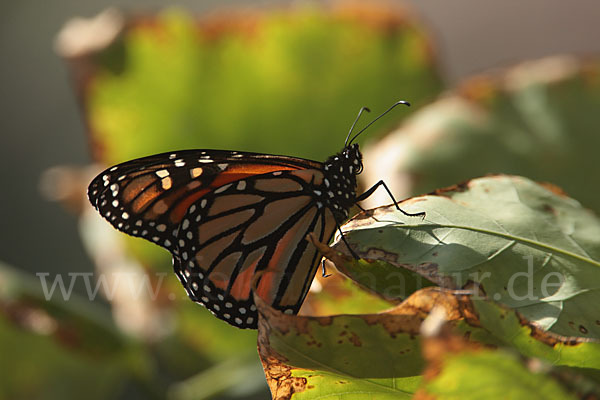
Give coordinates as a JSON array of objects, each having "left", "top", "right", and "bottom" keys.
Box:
[
  {"left": 257, "top": 284, "right": 600, "bottom": 399},
  {"left": 256, "top": 288, "right": 476, "bottom": 400},
  {"left": 333, "top": 175, "right": 600, "bottom": 339}
]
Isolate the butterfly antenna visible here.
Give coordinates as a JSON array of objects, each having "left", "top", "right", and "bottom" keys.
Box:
[
  {"left": 344, "top": 106, "right": 371, "bottom": 147},
  {"left": 348, "top": 100, "right": 410, "bottom": 145}
]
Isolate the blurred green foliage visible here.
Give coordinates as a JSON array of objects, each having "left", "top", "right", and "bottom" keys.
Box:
[
  {"left": 375, "top": 56, "right": 600, "bottom": 213},
  {"left": 0, "top": 263, "right": 151, "bottom": 400},
  {"left": 421, "top": 347, "right": 578, "bottom": 400},
  {"left": 88, "top": 6, "right": 441, "bottom": 164}
]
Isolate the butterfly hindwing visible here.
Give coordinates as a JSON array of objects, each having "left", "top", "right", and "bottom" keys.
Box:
[{"left": 174, "top": 169, "right": 338, "bottom": 328}]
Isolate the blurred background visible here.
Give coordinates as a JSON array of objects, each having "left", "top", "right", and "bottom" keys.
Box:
[{"left": 2, "top": 0, "right": 600, "bottom": 399}]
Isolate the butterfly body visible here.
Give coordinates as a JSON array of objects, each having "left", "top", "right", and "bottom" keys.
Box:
[{"left": 88, "top": 145, "right": 363, "bottom": 328}]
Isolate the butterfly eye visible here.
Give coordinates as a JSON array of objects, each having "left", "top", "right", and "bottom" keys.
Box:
[{"left": 355, "top": 162, "right": 364, "bottom": 174}]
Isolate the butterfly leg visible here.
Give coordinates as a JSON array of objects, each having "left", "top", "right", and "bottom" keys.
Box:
[
  {"left": 337, "top": 223, "right": 360, "bottom": 260},
  {"left": 356, "top": 180, "right": 425, "bottom": 218}
]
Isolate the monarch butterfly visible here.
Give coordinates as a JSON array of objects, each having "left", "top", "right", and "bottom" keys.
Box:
[{"left": 87, "top": 101, "right": 422, "bottom": 329}]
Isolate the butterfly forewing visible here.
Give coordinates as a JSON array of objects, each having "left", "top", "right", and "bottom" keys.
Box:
[{"left": 88, "top": 149, "right": 321, "bottom": 252}]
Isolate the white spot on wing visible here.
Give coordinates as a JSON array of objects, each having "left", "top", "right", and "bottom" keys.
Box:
[{"left": 156, "top": 169, "right": 169, "bottom": 178}]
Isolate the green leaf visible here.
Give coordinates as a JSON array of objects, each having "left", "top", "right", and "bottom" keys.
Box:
[
  {"left": 334, "top": 175, "right": 600, "bottom": 338},
  {"left": 256, "top": 293, "right": 428, "bottom": 399}
]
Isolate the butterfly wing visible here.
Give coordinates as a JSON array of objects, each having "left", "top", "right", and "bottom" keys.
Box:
[
  {"left": 88, "top": 149, "right": 336, "bottom": 328},
  {"left": 88, "top": 149, "right": 321, "bottom": 251},
  {"left": 174, "top": 168, "right": 337, "bottom": 328}
]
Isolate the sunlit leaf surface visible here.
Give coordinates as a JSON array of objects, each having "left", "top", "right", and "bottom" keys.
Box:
[{"left": 334, "top": 175, "right": 600, "bottom": 338}]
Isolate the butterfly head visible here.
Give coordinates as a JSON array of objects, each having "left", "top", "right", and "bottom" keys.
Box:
[
  {"left": 345, "top": 143, "right": 363, "bottom": 175},
  {"left": 324, "top": 143, "right": 363, "bottom": 177}
]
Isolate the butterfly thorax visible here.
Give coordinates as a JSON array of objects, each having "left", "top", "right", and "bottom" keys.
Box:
[{"left": 317, "top": 143, "right": 363, "bottom": 220}]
